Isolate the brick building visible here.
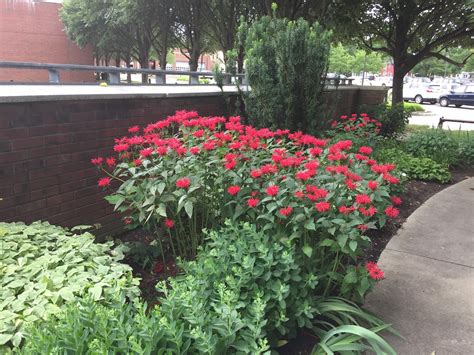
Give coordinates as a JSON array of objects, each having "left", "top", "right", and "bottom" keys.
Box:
[{"left": 0, "top": 0, "right": 94, "bottom": 83}]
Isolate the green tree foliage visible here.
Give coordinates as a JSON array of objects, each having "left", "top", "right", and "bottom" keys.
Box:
[
  {"left": 244, "top": 16, "right": 331, "bottom": 134},
  {"left": 342, "top": 0, "right": 474, "bottom": 105},
  {"left": 413, "top": 47, "right": 474, "bottom": 77},
  {"left": 328, "top": 43, "right": 386, "bottom": 75}
]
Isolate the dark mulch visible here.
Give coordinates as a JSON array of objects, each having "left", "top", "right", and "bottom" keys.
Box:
[{"left": 116, "top": 166, "right": 473, "bottom": 354}]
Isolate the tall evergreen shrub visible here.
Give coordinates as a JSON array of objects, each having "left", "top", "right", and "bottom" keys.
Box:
[{"left": 243, "top": 16, "right": 331, "bottom": 134}]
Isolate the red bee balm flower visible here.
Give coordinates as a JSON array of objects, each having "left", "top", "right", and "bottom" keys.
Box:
[
  {"left": 164, "top": 219, "right": 174, "bottom": 228},
  {"left": 315, "top": 201, "right": 330, "bottom": 212},
  {"left": 227, "top": 185, "right": 240, "bottom": 196},
  {"left": 279, "top": 206, "right": 293, "bottom": 217},
  {"left": 266, "top": 185, "right": 279, "bottom": 196},
  {"left": 368, "top": 181, "right": 378, "bottom": 190},
  {"left": 385, "top": 206, "right": 399, "bottom": 218},
  {"left": 91, "top": 157, "right": 103, "bottom": 165},
  {"left": 247, "top": 198, "right": 260, "bottom": 208},
  {"left": 356, "top": 194, "right": 371, "bottom": 205},
  {"left": 365, "top": 261, "right": 384, "bottom": 280},
  {"left": 391, "top": 196, "right": 402, "bottom": 205},
  {"left": 359, "top": 146, "right": 373, "bottom": 155},
  {"left": 176, "top": 177, "right": 190, "bottom": 189},
  {"left": 98, "top": 177, "right": 111, "bottom": 187},
  {"left": 128, "top": 126, "right": 140, "bottom": 133},
  {"left": 106, "top": 157, "right": 116, "bottom": 167}
]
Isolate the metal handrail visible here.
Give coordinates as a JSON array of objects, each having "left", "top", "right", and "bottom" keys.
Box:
[
  {"left": 0, "top": 61, "right": 245, "bottom": 85},
  {"left": 0, "top": 61, "right": 355, "bottom": 87}
]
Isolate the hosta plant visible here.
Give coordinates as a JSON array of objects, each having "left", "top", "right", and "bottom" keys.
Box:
[
  {"left": 95, "top": 111, "right": 402, "bottom": 300},
  {"left": 0, "top": 222, "right": 140, "bottom": 349}
]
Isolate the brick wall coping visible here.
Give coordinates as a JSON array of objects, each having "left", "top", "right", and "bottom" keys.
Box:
[
  {"left": 0, "top": 85, "right": 242, "bottom": 103},
  {"left": 0, "top": 85, "right": 387, "bottom": 104}
]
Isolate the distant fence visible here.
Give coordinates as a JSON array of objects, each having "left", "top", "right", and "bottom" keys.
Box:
[{"left": 0, "top": 61, "right": 354, "bottom": 86}]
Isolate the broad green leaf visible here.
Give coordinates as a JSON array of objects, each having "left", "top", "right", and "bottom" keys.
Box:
[
  {"left": 304, "top": 220, "right": 316, "bottom": 231},
  {"left": 184, "top": 201, "right": 193, "bottom": 219},
  {"left": 302, "top": 244, "right": 313, "bottom": 257}
]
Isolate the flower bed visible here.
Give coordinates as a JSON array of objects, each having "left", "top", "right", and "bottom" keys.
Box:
[{"left": 94, "top": 111, "right": 402, "bottom": 301}]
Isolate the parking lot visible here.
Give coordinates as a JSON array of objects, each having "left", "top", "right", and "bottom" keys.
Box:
[{"left": 408, "top": 103, "right": 474, "bottom": 131}]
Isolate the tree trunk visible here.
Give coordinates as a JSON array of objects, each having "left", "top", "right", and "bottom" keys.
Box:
[
  {"left": 237, "top": 44, "right": 245, "bottom": 74},
  {"left": 126, "top": 59, "right": 132, "bottom": 84},
  {"left": 139, "top": 58, "right": 149, "bottom": 84},
  {"left": 391, "top": 64, "right": 406, "bottom": 106}
]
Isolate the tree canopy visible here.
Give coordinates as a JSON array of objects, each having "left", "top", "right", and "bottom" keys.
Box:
[{"left": 343, "top": 0, "right": 474, "bottom": 104}]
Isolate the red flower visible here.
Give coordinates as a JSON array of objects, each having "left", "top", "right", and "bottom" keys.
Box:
[
  {"left": 164, "top": 218, "right": 174, "bottom": 229},
  {"left": 279, "top": 206, "right": 293, "bottom": 217},
  {"left": 128, "top": 126, "right": 140, "bottom": 133},
  {"left": 91, "top": 157, "right": 103, "bottom": 165},
  {"left": 369, "top": 268, "right": 385, "bottom": 280},
  {"left": 225, "top": 160, "right": 237, "bottom": 170},
  {"left": 133, "top": 158, "right": 142, "bottom": 166},
  {"left": 359, "top": 146, "right": 373, "bottom": 155},
  {"left": 193, "top": 129, "right": 205, "bottom": 138},
  {"left": 156, "top": 146, "right": 168, "bottom": 156},
  {"left": 345, "top": 179, "right": 357, "bottom": 190},
  {"left": 295, "top": 190, "right": 305, "bottom": 198},
  {"left": 227, "top": 185, "right": 240, "bottom": 196},
  {"left": 356, "top": 194, "right": 371, "bottom": 205},
  {"left": 315, "top": 201, "right": 330, "bottom": 212},
  {"left": 368, "top": 181, "right": 378, "bottom": 190},
  {"left": 385, "top": 206, "right": 399, "bottom": 218},
  {"left": 359, "top": 206, "right": 377, "bottom": 217},
  {"left": 176, "top": 177, "right": 190, "bottom": 189},
  {"left": 189, "top": 146, "right": 200, "bottom": 155},
  {"left": 98, "top": 177, "right": 111, "bottom": 187},
  {"left": 106, "top": 157, "right": 116, "bottom": 167},
  {"left": 114, "top": 143, "right": 129, "bottom": 152},
  {"left": 247, "top": 198, "right": 260, "bottom": 208},
  {"left": 123, "top": 217, "right": 133, "bottom": 225},
  {"left": 391, "top": 196, "right": 402, "bottom": 205},
  {"left": 366, "top": 262, "right": 384, "bottom": 280},
  {"left": 339, "top": 205, "right": 355, "bottom": 215},
  {"left": 266, "top": 185, "right": 279, "bottom": 196},
  {"left": 357, "top": 224, "right": 368, "bottom": 232},
  {"left": 250, "top": 169, "right": 262, "bottom": 178}
]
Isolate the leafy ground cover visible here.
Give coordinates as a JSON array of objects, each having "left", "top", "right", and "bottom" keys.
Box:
[{"left": 0, "top": 222, "right": 140, "bottom": 349}]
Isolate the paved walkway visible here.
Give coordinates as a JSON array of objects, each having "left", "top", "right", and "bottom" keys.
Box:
[{"left": 365, "top": 177, "right": 474, "bottom": 354}]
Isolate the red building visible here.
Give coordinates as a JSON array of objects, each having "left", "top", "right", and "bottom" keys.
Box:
[{"left": 0, "top": 0, "right": 94, "bottom": 83}]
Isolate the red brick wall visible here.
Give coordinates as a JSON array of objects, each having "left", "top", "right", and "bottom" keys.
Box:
[
  {"left": 0, "top": 95, "right": 230, "bottom": 236},
  {"left": 0, "top": 1, "right": 94, "bottom": 83}
]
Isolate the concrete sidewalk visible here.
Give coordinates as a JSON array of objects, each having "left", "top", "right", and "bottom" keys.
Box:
[{"left": 365, "top": 177, "right": 474, "bottom": 354}]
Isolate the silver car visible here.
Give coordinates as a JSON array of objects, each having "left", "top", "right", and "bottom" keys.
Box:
[{"left": 403, "top": 82, "right": 441, "bottom": 104}]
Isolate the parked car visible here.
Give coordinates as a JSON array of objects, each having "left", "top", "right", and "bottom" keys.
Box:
[
  {"left": 403, "top": 82, "right": 441, "bottom": 104},
  {"left": 438, "top": 84, "right": 474, "bottom": 107}
]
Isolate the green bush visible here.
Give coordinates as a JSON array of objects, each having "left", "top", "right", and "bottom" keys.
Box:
[
  {"left": 243, "top": 16, "right": 331, "bottom": 134},
  {"left": 405, "top": 129, "right": 460, "bottom": 167},
  {"left": 366, "top": 104, "right": 410, "bottom": 137},
  {"left": 0, "top": 222, "right": 140, "bottom": 348},
  {"left": 21, "top": 222, "right": 395, "bottom": 354},
  {"left": 457, "top": 135, "right": 474, "bottom": 167},
  {"left": 22, "top": 295, "right": 165, "bottom": 354},
  {"left": 376, "top": 148, "right": 451, "bottom": 183}
]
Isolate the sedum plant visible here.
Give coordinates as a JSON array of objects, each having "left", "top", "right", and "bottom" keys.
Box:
[{"left": 0, "top": 221, "right": 140, "bottom": 349}]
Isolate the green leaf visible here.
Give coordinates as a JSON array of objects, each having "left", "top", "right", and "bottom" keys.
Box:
[
  {"left": 320, "top": 239, "right": 334, "bottom": 247},
  {"left": 302, "top": 244, "right": 313, "bottom": 257},
  {"left": 59, "top": 288, "right": 75, "bottom": 302},
  {"left": 337, "top": 234, "right": 348, "bottom": 249},
  {"left": 349, "top": 241, "right": 358, "bottom": 252},
  {"left": 89, "top": 284, "right": 102, "bottom": 301},
  {"left": 184, "top": 201, "right": 193, "bottom": 219},
  {"left": 0, "top": 333, "right": 13, "bottom": 345},
  {"left": 156, "top": 203, "right": 167, "bottom": 217},
  {"left": 157, "top": 182, "right": 166, "bottom": 195},
  {"left": 304, "top": 220, "right": 316, "bottom": 231}
]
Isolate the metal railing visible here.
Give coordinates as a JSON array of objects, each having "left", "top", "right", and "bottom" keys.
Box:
[
  {"left": 438, "top": 116, "right": 474, "bottom": 129},
  {"left": 0, "top": 61, "right": 354, "bottom": 87},
  {"left": 0, "top": 61, "right": 245, "bottom": 85}
]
